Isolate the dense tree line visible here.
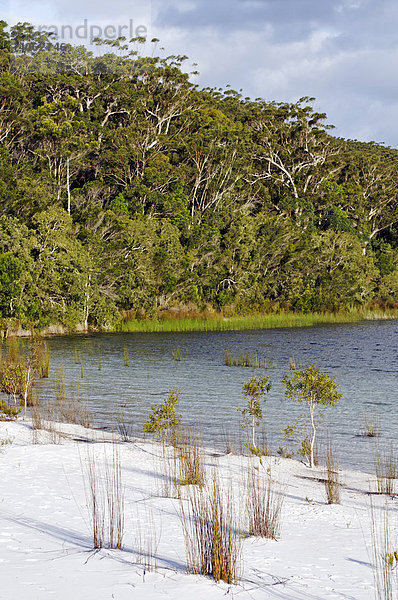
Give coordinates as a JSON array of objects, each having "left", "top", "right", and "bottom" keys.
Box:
[{"left": 0, "top": 21, "right": 397, "bottom": 329}]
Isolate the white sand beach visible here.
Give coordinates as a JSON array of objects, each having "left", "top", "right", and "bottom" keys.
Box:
[{"left": 0, "top": 419, "right": 396, "bottom": 600}]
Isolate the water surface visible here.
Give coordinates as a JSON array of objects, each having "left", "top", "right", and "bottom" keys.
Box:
[{"left": 38, "top": 319, "right": 397, "bottom": 471}]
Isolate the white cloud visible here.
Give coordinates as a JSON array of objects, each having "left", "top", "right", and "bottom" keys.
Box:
[
  {"left": 151, "top": 0, "right": 398, "bottom": 145},
  {"left": 4, "top": 0, "right": 398, "bottom": 146}
]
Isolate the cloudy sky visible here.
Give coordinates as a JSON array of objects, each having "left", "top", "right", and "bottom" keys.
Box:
[{"left": 4, "top": 0, "right": 398, "bottom": 146}]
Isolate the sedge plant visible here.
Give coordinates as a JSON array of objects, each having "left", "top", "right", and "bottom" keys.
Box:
[{"left": 181, "top": 473, "right": 242, "bottom": 584}]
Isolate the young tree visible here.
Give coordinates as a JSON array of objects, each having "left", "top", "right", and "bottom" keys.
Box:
[
  {"left": 283, "top": 363, "right": 342, "bottom": 468},
  {"left": 237, "top": 375, "right": 271, "bottom": 450}
]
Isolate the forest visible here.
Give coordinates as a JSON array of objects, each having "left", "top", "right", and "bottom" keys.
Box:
[{"left": 0, "top": 21, "right": 397, "bottom": 331}]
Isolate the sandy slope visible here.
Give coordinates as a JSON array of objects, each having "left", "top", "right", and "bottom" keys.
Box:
[{"left": 0, "top": 419, "right": 395, "bottom": 600}]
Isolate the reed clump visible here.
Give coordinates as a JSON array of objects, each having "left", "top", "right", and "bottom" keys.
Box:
[
  {"left": 83, "top": 443, "right": 125, "bottom": 550},
  {"left": 224, "top": 349, "right": 274, "bottom": 368},
  {"left": 53, "top": 370, "right": 91, "bottom": 428},
  {"left": 361, "top": 412, "right": 381, "bottom": 438},
  {"left": 171, "top": 345, "right": 182, "bottom": 361},
  {"left": 246, "top": 467, "right": 284, "bottom": 539},
  {"left": 324, "top": 441, "right": 340, "bottom": 504},
  {"left": 370, "top": 498, "right": 398, "bottom": 600},
  {"left": 36, "top": 339, "right": 50, "bottom": 378},
  {"left": 98, "top": 345, "right": 102, "bottom": 371},
  {"left": 181, "top": 473, "right": 242, "bottom": 584},
  {"left": 73, "top": 347, "right": 80, "bottom": 364},
  {"left": 123, "top": 346, "right": 129, "bottom": 367},
  {"left": 157, "top": 441, "right": 181, "bottom": 498},
  {"left": 117, "top": 408, "right": 133, "bottom": 442},
  {"left": 134, "top": 505, "right": 159, "bottom": 572},
  {"left": 30, "top": 394, "right": 43, "bottom": 443},
  {"left": 0, "top": 337, "right": 46, "bottom": 418},
  {"left": 175, "top": 429, "right": 206, "bottom": 488},
  {"left": 220, "top": 426, "right": 239, "bottom": 455},
  {"left": 375, "top": 445, "right": 397, "bottom": 496}
]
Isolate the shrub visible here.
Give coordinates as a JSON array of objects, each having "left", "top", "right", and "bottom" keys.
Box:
[
  {"left": 143, "top": 389, "right": 182, "bottom": 441},
  {"left": 0, "top": 398, "right": 20, "bottom": 420}
]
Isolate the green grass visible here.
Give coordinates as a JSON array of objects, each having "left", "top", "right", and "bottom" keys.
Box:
[
  {"left": 118, "top": 308, "right": 398, "bottom": 334},
  {"left": 224, "top": 349, "right": 275, "bottom": 368}
]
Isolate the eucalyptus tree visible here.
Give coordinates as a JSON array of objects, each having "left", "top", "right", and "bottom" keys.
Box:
[
  {"left": 250, "top": 97, "right": 337, "bottom": 222},
  {"left": 338, "top": 142, "right": 398, "bottom": 251}
]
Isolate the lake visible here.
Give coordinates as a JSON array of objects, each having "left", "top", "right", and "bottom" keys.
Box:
[{"left": 37, "top": 319, "right": 397, "bottom": 471}]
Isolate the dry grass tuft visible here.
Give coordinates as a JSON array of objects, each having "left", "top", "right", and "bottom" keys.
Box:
[
  {"left": 156, "top": 441, "right": 181, "bottom": 498},
  {"left": 361, "top": 412, "right": 381, "bottom": 438},
  {"left": 221, "top": 429, "right": 233, "bottom": 455},
  {"left": 175, "top": 429, "right": 206, "bottom": 488},
  {"left": 246, "top": 466, "right": 284, "bottom": 539},
  {"left": 375, "top": 445, "right": 397, "bottom": 496},
  {"left": 324, "top": 441, "right": 341, "bottom": 504},
  {"left": 117, "top": 413, "right": 133, "bottom": 442},
  {"left": 54, "top": 370, "right": 92, "bottom": 428},
  {"left": 83, "top": 442, "right": 125, "bottom": 549},
  {"left": 370, "top": 498, "right": 398, "bottom": 600},
  {"left": 134, "top": 505, "right": 160, "bottom": 572},
  {"left": 181, "top": 473, "right": 242, "bottom": 584}
]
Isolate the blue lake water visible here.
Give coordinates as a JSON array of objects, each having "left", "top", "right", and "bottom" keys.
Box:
[{"left": 37, "top": 319, "right": 397, "bottom": 471}]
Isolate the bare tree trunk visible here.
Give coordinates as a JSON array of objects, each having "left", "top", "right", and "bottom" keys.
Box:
[
  {"left": 67, "top": 158, "right": 71, "bottom": 215},
  {"left": 309, "top": 401, "right": 316, "bottom": 469}
]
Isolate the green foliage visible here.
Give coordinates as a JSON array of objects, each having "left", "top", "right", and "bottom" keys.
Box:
[
  {"left": 281, "top": 421, "right": 316, "bottom": 463},
  {"left": 283, "top": 363, "right": 341, "bottom": 408},
  {"left": 110, "top": 193, "right": 129, "bottom": 215},
  {"left": 283, "top": 362, "right": 342, "bottom": 468},
  {"left": 276, "top": 446, "right": 293, "bottom": 459},
  {"left": 0, "top": 21, "right": 395, "bottom": 329},
  {"left": 0, "top": 398, "right": 20, "bottom": 420},
  {"left": 171, "top": 346, "right": 181, "bottom": 361},
  {"left": 237, "top": 375, "right": 271, "bottom": 449},
  {"left": 224, "top": 349, "right": 273, "bottom": 368},
  {"left": 0, "top": 252, "right": 22, "bottom": 316},
  {"left": 297, "top": 436, "right": 313, "bottom": 462},
  {"left": 0, "top": 337, "right": 43, "bottom": 417},
  {"left": 244, "top": 443, "right": 270, "bottom": 458},
  {"left": 0, "top": 363, "right": 25, "bottom": 398},
  {"left": 384, "top": 551, "right": 398, "bottom": 569},
  {"left": 143, "top": 389, "right": 182, "bottom": 440}
]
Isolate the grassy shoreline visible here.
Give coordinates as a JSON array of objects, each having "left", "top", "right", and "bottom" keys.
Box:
[
  {"left": 118, "top": 308, "right": 398, "bottom": 334},
  {"left": 1, "top": 308, "right": 397, "bottom": 338}
]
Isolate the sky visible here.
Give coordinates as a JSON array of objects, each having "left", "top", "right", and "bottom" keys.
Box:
[{"left": 4, "top": 0, "right": 398, "bottom": 147}]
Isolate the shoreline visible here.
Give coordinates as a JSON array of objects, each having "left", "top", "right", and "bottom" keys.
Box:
[
  {"left": 1, "top": 307, "right": 397, "bottom": 338},
  {"left": 0, "top": 415, "right": 383, "bottom": 489}
]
